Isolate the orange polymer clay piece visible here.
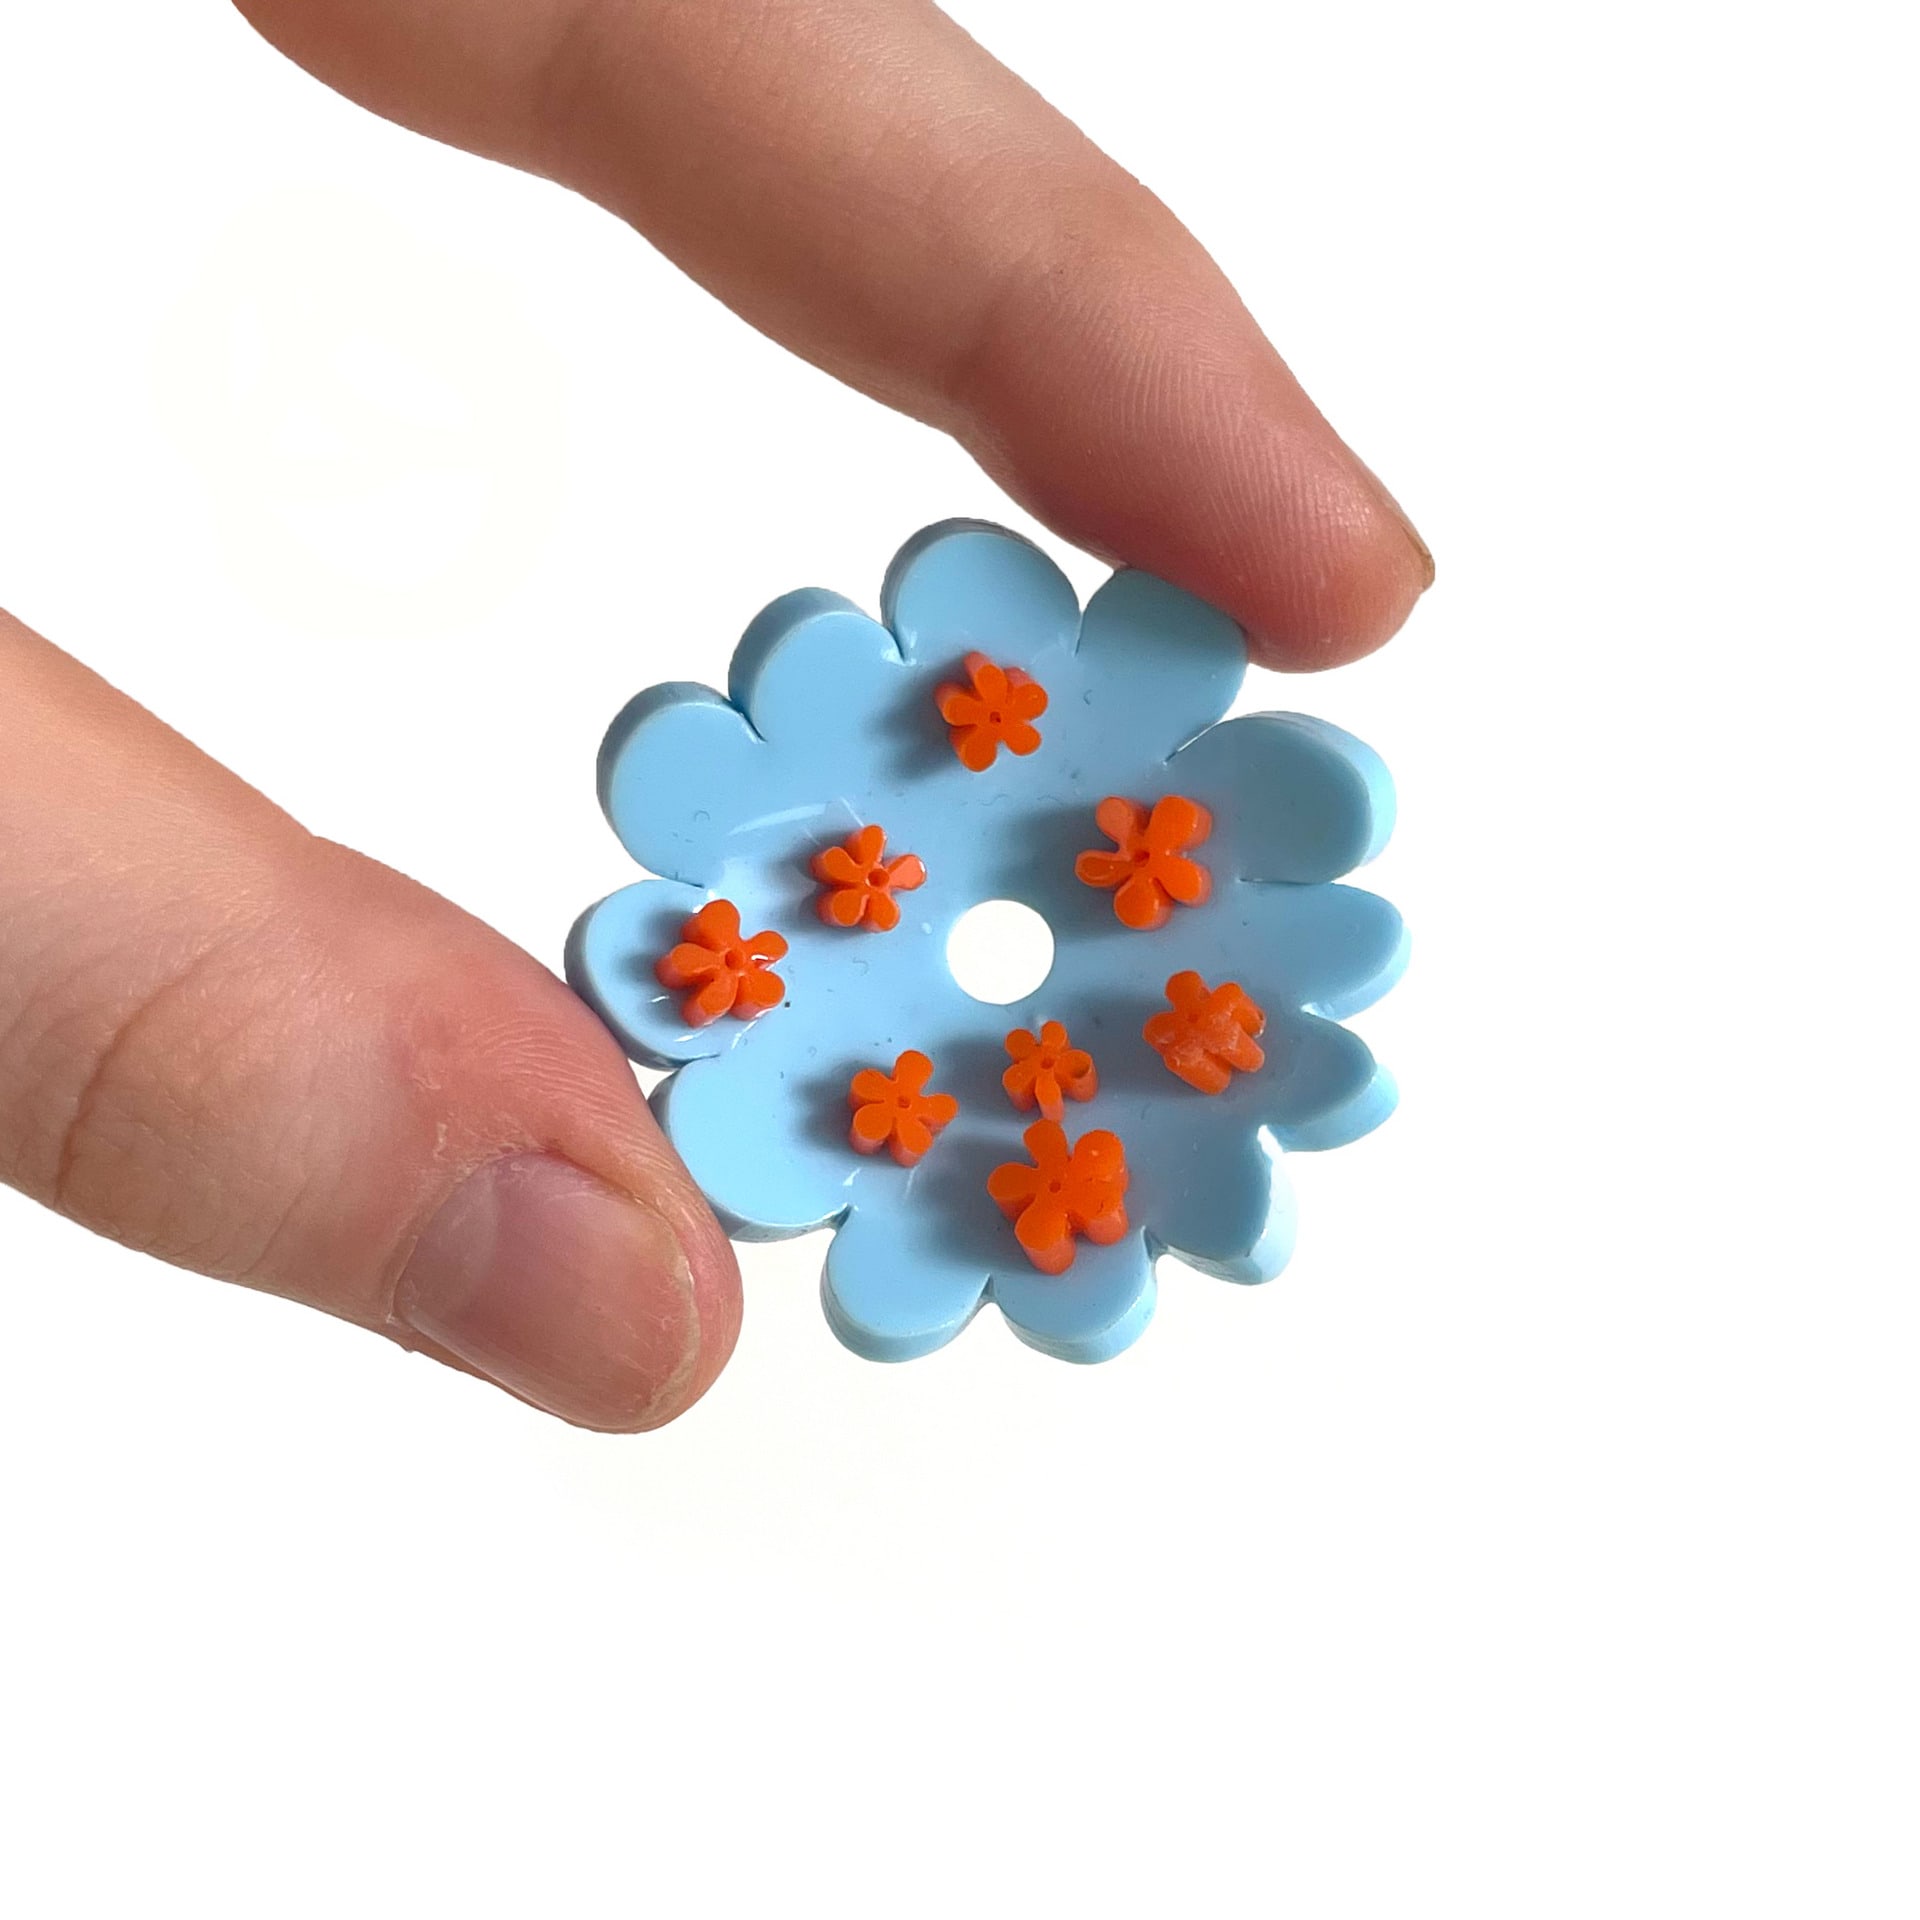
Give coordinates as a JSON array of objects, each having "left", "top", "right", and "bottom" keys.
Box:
[
  {"left": 654, "top": 899, "right": 788, "bottom": 1027},
  {"left": 1001, "top": 1020, "right": 1098, "bottom": 1122},
  {"left": 847, "top": 1050, "right": 959, "bottom": 1168},
  {"left": 810, "top": 824, "right": 927, "bottom": 931},
  {"left": 987, "top": 1120, "right": 1130, "bottom": 1276},
  {"left": 1074, "top": 795, "right": 1213, "bottom": 930},
  {"left": 934, "top": 651, "right": 1049, "bottom": 771},
  {"left": 1144, "top": 970, "right": 1267, "bottom": 1094}
]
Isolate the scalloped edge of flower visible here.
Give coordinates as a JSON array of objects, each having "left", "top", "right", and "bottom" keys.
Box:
[{"left": 814, "top": 1127, "right": 1303, "bottom": 1366}]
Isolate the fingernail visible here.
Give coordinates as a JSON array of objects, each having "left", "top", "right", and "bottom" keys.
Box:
[
  {"left": 395, "top": 1153, "right": 700, "bottom": 1430},
  {"left": 1396, "top": 506, "right": 1436, "bottom": 590},
  {"left": 1357, "top": 457, "right": 1436, "bottom": 591}
]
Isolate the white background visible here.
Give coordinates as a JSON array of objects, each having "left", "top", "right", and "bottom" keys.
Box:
[{"left": 1, "top": 3, "right": 1914, "bottom": 1913}]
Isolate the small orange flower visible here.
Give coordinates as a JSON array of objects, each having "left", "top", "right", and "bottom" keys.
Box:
[
  {"left": 987, "top": 1120, "right": 1130, "bottom": 1275},
  {"left": 655, "top": 899, "right": 788, "bottom": 1026},
  {"left": 1074, "top": 794, "right": 1213, "bottom": 930},
  {"left": 848, "top": 1050, "right": 959, "bottom": 1167},
  {"left": 1001, "top": 1020, "right": 1098, "bottom": 1122},
  {"left": 934, "top": 652, "right": 1049, "bottom": 771},
  {"left": 810, "top": 824, "right": 927, "bottom": 931},
  {"left": 1144, "top": 970, "right": 1267, "bottom": 1094}
]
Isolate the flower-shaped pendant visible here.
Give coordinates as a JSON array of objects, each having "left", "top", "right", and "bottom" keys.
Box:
[{"left": 568, "top": 521, "right": 1406, "bottom": 1363}]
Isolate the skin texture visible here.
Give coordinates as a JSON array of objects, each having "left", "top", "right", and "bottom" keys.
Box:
[
  {"left": 0, "top": 617, "right": 740, "bottom": 1428},
  {"left": 0, "top": 0, "right": 1429, "bottom": 1430}
]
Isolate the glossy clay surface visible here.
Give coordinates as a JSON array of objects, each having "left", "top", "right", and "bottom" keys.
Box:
[{"left": 567, "top": 521, "right": 1406, "bottom": 1362}]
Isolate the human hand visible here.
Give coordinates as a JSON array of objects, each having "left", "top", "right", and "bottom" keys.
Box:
[{"left": 0, "top": 0, "right": 1429, "bottom": 1430}]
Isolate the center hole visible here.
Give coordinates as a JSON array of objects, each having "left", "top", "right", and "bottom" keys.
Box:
[{"left": 945, "top": 899, "right": 1055, "bottom": 1006}]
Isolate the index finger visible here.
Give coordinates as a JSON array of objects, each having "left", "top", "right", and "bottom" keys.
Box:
[{"left": 234, "top": 0, "right": 1431, "bottom": 666}]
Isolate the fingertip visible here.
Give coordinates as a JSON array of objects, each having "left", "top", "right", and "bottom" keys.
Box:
[
  {"left": 945, "top": 223, "right": 1431, "bottom": 675},
  {"left": 1231, "top": 455, "right": 1435, "bottom": 672},
  {"left": 361, "top": 911, "right": 744, "bottom": 1433},
  {"left": 988, "top": 425, "right": 1432, "bottom": 675}
]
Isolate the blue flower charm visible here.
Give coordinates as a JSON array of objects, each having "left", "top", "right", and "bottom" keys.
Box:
[{"left": 567, "top": 521, "right": 1407, "bottom": 1363}]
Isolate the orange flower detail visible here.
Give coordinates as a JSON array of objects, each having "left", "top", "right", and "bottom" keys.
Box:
[
  {"left": 986, "top": 1120, "right": 1130, "bottom": 1276},
  {"left": 654, "top": 899, "right": 788, "bottom": 1026},
  {"left": 1001, "top": 1020, "right": 1098, "bottom": 1122},
  {"left": 1144, "top": 970, "right": 1267, "bottom": 1094},
  {"left": 848, "top": 1050, "right": 959, "bottom": 1168},
  {"left": 1074, "top": 795, "right": 1213, "bottom": 930},
  {"left": 934, "top": 651, "right": 1049, "bottom": 771},
  {"left": 810, "top": 824, "right": 927, "bottom": 931}
]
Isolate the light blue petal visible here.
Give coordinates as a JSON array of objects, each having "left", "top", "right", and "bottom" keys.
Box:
[
  {"left": 1146, "top": 1121, "right": 1297, "bottom": 1285},
  {"left": 1074, "top": 568, "right": 1246, "bottom": 763},
  {"left": 653, "top": 1052, "right": 853, "bottom": 1240},
  {"left": 598, "top": 592, "right": 907, "bottom": 886},
  {"left": 1170, "top": 711, "right": 1396, "bottom": 883},
  {"left": 822, "top": 1196, "right": 993, "bottom": 1362},
  {"left": 879, "top": 519, "right": 1081, "bottom": 670},
  {"left": 1257, "top": 1013, "right": 1398, "bottom": 1151},
  {"left": 596, "top": 682, "right": 759, "bottom": 886},
  {"left": 725, "top": 588, "right": 904, "bottom": 742},
  {"left": 564, "top": 880, "right": 728, "bottom": 1069},
  {"left": 1208, "top": 882, "right": 1410, "bottom": 1021},
  {"left": 990, "top": 1231, "right": 1158, "bottom": 1364}
]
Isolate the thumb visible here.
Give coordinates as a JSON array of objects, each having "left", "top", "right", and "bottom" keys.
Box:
[{"left": 0, "top": 609, "right": 739, "bottom": 1431}]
